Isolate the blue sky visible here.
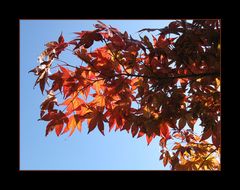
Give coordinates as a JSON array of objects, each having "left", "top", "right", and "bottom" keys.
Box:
[{"left": 20, "top": 19, "right": 176, "bottom": 170}]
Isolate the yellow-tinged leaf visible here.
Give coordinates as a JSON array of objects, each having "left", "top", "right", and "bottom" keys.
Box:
[
  {"left": 62, "top": 114, "right": 83, "bottom": 136},
  {"left": 173, "top": 133, "right": 182, "bottom": 139},
  {"left": 179, "top": 152, "right": 187, "bottom": 165},
  {"left": 143, "top": 106, "right": 151, "bottom": 118},
  {"left": 84, "top": 86, "right": 90, "bottom": 99},
  {"left": 130, "top": 78, "right": 139, "bottom": 90},
  {"left": 93, "top": 80, "right": 104, "bottom": 94},
  {"left": 92, "top": 94, "right": 105, "bottom": 107},
  {"left": 61, "top": 96, "right": 84, "bottom": 115},
  {"left": 215, "top": 78, "right": 220, "bottom": 89},
  {"left": 172, "top": 142, "right": 181, "bottom": 150},
  {"left": 77, "top": 121, "right": 82, "bottom": 132},
  {"left": 62, "top": 115, "right": 76, "bottom": 136},
  {"left": 126, "top": 68, "right": 132, "bottom": 74}
]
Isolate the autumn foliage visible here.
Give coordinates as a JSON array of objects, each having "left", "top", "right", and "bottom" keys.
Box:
[{"left": 29, "top": 20, "right": 221, "bottom": 170}]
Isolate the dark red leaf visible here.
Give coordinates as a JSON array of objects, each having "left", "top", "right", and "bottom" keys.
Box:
[
  {"left": 131, "top": 125, "right": 139, "bottom": 137},
  {"left": 58, "top": 33, "right": 64, "bottom": 44},
  {"left": 45, "top": 120, "right": 56, "bottom": 136},
  {"left": 160, "top": 122, "right": 170, "bottom": 139},
  {"left": 88, "top": 117, "right": 98, "bottom": 134},
  {"left": 109, "top": 115, "right": 115, "bottom": 132},
  {"left": 200, "top": 128, "right": 212, "bottom": 141},
  {"left": 178, "top": 118, "right": 186, "bottom": 130},
  {"left": 98, "top": 120, "right": 105, "bottom": 135}
]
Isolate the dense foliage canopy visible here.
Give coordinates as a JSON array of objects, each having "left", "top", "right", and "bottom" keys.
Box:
[{"left": 29, "top": 19, "right": 221, "bottom": 170}]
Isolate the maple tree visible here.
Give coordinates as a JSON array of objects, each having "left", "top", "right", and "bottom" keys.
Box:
[{"left": 29, "top": 19, "right": 221, "bottom": 170}]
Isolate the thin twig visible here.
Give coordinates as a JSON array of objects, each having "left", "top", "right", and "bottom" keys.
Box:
[
  {"left": 188, "top": 142, "right": 215, "bottom": 147},
  {"left": 103, "top": 39, "right": 130, "bottom": 75},
  {"left": 55, "top": 59, "right": 78, "bottom": 68},
  {"left": 114, "top": 71, "right": 220, "bottom": 81},
  {"left": 139, "top": 60, "right": 162, "bottom": 78},
  {"left": 197, "top": 148, "right": 218, "bottom": 170}
]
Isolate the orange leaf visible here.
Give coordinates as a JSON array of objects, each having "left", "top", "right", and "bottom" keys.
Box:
[
  {"left": 61, "top": 96, "right": 84, "bottom": 115},
  {"left": 163, "top": 155, "right": 168, "bottom": 167},
  {"left": 84, "top": 86, "right": 90, "bottom": 99},
  {"left": 137, "top": 131, "right": 145, "bottom": 138},
  {"left": 59, "top": 65, "right": 72, "bottom": 79},
  {"left": 55, "top": 123, "right": 64, "bottom": 136},
  {"left": 62, "top": 115, "right": 82, "bottom": 136},
  {"left": 146, "top": 135, "right": 153, "bottom": 145},
  {"left": 93, "top": 80, "right": 103, "bottom": 94},
  {"left": 160, "top": 122, "right": 170, "bottom": 139},
  {"left": 178, "top": 78, "right": 188, "bottom": 84},
  {"left": 172, "top": 142, "right": 181, "bottom": 150},
  {"left": 92, "top": 94, "right": 105, "bottom": 107},
  {"left": 74, "top": 114, "right": 83, "bottom": 132},
  {"left": 173, "top": 133, "right": 183, "bottom": 139}
]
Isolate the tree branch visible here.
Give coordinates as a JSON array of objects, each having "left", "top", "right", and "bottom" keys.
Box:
[
  {"left": 55, "top": 59, "right": 78, "bottom": 68},
  {"left": 197, "top": 148, "right": 218, "bottom": 170},
  {"left": 114, "top": 72, "right": 220, "bottom": 81}
]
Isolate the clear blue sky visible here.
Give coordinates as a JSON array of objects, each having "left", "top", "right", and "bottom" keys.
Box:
[{"left": 20, "top": 19, "right": 176, "bottom": 170}]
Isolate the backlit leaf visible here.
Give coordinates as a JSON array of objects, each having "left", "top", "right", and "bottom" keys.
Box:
[
  {"left": 146, "top": 135, "right": 153, "bottom": 145},
  {"left": 160, "top": 122, "right": 170, "bottom": 139}
]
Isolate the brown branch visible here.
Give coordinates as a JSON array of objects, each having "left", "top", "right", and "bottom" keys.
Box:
[
  {"left": 140, "top": 60, "right": 160, "bottom": 79},
  {"left": 189, "top": 142, "right": 215, "bottom": 147},
  {"left": 182, "top": 60, "right": 195, "bottom": 75},
  {"left": 55, "top": 59, "right": 78, "bottom": 69},
  {"left": 114, "top": 72, "right": 220, "bottom": 81}
]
